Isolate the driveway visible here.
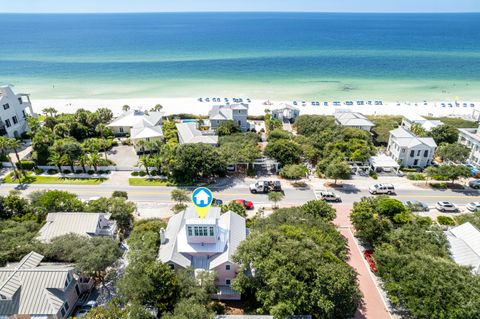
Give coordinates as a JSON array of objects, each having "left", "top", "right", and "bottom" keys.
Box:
[
  {"left": 107, "top": 145, "right": 138, "bottom": 168},
  {"left": 334, "top": 204, "right": 392, "bottom": 319}
]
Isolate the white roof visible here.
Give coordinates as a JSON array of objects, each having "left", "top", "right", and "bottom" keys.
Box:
[
  {"left": 0, "top": 252, "right": 74, "bottom": 316},
  {"left": 158, "top": 207, "right": 246, "bottom": 270},
  {"left": 390, "top": 127, "right": 437, "bottom": 148},
  {"left": 404, "top": 113, "right": 443, "bottom": 131},
  {"left": 209, "top": 104, "right": 248, "bottom": 121},
  {"left": 334, "top": 109, "right": 374, "bottom": 127},
  {"left": 369, "top": 154, "right": 400, "bottom": 168},
  {"left": 108, "top": 110, "right": 163, "bottom": 128},
  {"left": 130, "top": 125, "right": 163, "bottom": 140},
  {"left": 37, "top": 212, "right": 110, "bottom": 243},
  {"left": 445, "top": 222, "right": 480, "bottom": 274},
  {"left": 176, "top": 122, "right": 218, "bottom": 145}
]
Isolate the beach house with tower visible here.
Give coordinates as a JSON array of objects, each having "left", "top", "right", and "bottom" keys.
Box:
[
  {"left": 208, "top": 104, "right": 249, "bottom": 132},
  {"left": 158, "top": 206, "right": 247, "bottom": 300},
  {"left": 0, "top": 85, "right": 36, "bottom": 138}
]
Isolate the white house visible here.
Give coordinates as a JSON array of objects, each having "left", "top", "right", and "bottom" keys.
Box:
[
  {"left": 0, "top": 252, "right": 93, "bottom": 319},
  {"left": 107, "top": 109, "right": 164, "bottom": 152},
  {"left": 0, "top": 85, "right": 36, "bottom": 138},
  {"left": 445, "top": 222, "right": 480, "bottom": 275},
  {"left": 158, "top": 206, "right": 247, "bottom": 300},
  {"left": 271, "top": 104, "right": 300, "bottom": 123},
  {"left": 387, "top": 127, "right": 437, "bottom": 168},
  {"left": 458, "top": 126, "right": 480, "bottom": 165},
  {"left": 334, "top": 109, "right": 374, "bottom": 132},
  {"left": 37, "top": 212, "right": 117, "bottom": 243},
  {"left": 209, "top": 104, "right": 249, "bottom": 132},
  {"left": 401, "top": 114, "right": 443, "bottom": 132},
  {"left": 176, "top": 122, "right": 218, "bottom": 145}
]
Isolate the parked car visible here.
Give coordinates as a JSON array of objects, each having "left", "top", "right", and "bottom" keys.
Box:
[
  {"left": 318, "top": 191, "right": 341, "bottom": 202},
  {"left": 435, "top": 201, "right": 458, "bottom": 212},
  {"left": 76, "top": 300, "right": 97, "bottom": 318},
  {"left": 469, "top": 179, "right": 480, "bottom": 189},
  {"left": 363, "top": 250, "right": 376, "bottom": 272},
  {"left": 466, "top": 202, "right": 480, "bottom": 212},
  {"left": 233, "top": 199, "right": 254, "bottom": 210},
  {"left": 249, "top": 181, "right": 282, "bottom": 194},
  {"left": 369, "top": 183, "right": 395, "bottom": 195},
  {"left": 404, "top": 200, "right": 429, "bottom": 212},
  {"left": 212, "top": 198, "right": 223, "bottom": 206}
]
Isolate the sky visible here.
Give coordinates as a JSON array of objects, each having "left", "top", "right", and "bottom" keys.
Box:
[{"left": 0, "top": 0, "right": 479, "bottom": 13}]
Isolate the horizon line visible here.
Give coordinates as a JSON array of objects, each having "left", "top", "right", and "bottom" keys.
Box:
[{"left": 0, "top": 10, "right": 479, "bottom": 14}]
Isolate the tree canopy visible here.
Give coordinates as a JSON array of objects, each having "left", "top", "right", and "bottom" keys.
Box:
[{"left": 430, "top": 124, "right": 459, "bottom": 145}]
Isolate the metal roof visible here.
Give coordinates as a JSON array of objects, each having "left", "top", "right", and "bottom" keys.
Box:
[
  {"left": 107, "top": 110, "right": 163, "bottom": 128},
  {"left": 334, "top": 109, "right": 374, "bottom": 127},
  {"left": 390, "top": 127, "right": 437, "bottom": 148},
  {"left": 0, "top": 252, "right": 74, "bottom": 316},
  {"left": 446, "top": 222, "right": 480, "bottom": 274},
  {"left": 176, "top": 122, "right": 218, "bottom": 145},
  {"left": 130, "top": 125, "right": 163, "bottom": 140},
  {"left": 37, "top": 212, "right": 111, "bottom": 243}
]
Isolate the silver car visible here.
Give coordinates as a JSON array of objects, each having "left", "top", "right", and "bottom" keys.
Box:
[
  {"left": 435, "top": 201, "right": 458, "bottom": 212},
  {"left": 466, "top": 202, "right": 480, "bottom": 212}
]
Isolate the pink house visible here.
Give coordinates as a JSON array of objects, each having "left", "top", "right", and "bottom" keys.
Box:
[{"left": 158, "top": 207, "right": 247, "bottom": 300}]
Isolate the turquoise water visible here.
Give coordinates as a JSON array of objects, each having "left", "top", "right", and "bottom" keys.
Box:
[{"left": 0, "top": 13, "right": 479, "bottom": 100}]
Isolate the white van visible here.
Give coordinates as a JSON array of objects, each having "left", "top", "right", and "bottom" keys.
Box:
[{"left": 369, "top": 183, "right": 395, "bottom": 195}]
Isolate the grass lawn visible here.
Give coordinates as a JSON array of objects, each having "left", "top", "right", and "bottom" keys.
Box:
[
  {"left": 4, "top": 174, "right": 105, "bottom": 185},
  {"left": 129, "top": 178, "right": 172, "bottom": 186}
]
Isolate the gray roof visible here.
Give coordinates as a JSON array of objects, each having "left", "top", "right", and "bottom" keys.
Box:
[
  {"left": 445, "top": 222, "right": 480, "bottom": 274},
  {"left": 209, "top": 104, "right": 248, "bottom": 121},
  {"left": 37, "top": 212, "right": 112, "bottom": 243},
  {"left": 108, "top": 110, "right": 163, "bottom": 128},
  {"left": 390, "top": 127, "right": 437, "bottom": 148},
  {"left": 0, "top": 252, "right": 74, "bottom": 316},
  {"left": 334, "top": 109, "right": 374, "bottom": 127},
  {"left": 176, "top": 122, "right": 218, "bottom": 145},
  {"left": 158, "top": 207, "right": 246, "bottom": 270}
]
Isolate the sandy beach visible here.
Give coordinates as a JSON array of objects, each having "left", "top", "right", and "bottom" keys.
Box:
[{"left": 32, "top": 97, "right": 480, "bottom": 118}]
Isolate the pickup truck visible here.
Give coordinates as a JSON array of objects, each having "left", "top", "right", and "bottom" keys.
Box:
[{"left": 249, "top": 181, "right": 282, "bottom": 194}]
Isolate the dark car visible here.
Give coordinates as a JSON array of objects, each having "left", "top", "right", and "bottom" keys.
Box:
[
  {"left": 234, "top": 199, "right": 254, "bottom": 210},
  {"left": 404, "top": 200, "right": 429, "bottom": 212},
  {"left": 469, "top": 179, "right": 480, "bottom": 189},
  {"left": 212, "top": 198, "right": 223, "bottom": 206}
]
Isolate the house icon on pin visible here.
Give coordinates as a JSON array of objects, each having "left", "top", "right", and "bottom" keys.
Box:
[{"left": 194, "top": 189, "right": 211, "bottom": 206}]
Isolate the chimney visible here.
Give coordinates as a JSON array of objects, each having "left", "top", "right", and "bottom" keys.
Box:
[{"left": 160, "top": 228, "right": 166, "bottom": 245}]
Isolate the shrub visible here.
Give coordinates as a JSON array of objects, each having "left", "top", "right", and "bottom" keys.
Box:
[
  {"left": 47, "top": 169, "right": 58, "bottom": 175},
  {"left": 34, "top": 168, "right": 44, "bottom": 175},
  {"left": 369, "top": 171, "right": 378, "bottom": 179},
  {"left": 62, "top": 169, "right": 71, "bottom": 174},
  {"left": 111, "top": 140, "right": 119, "bottom": 147},
  {"left": 87, "top": 170, "right": 95, "bottom": 175},
  {"left": 279, "top": 164, "right": 308, "bottom": 180},
  {"left": 150, "top": 170, "right": 158, "bottom": 176},
  {"left": 105, "top": 170, "right": 111, "bottom": 174},
  {"left": 121, "top": 139, "right": 131, "bottom": 145},
  {"left": 75, "top": 170, "right": 83, "bottom": 174},
  {"left": 138, "top": 171, "right": 147, "bottom": 177},
  {"left": 16, "top": 160, "right": 35, "bottom": 170},
  {"left": 407, "top": 173, "right": 425, "bottom": 181},
  {"left": 112, "top": 191, "right": 128, "bottom": 199},
  {"left": 21, "top": 131, "right": 31, "bottom": 139},
  {"left": 416, "top": 216, "right": 433, "bottom": 227},
  {"left": 131, "top": 171, "right": 139, "bottom": 176},
  {"left": 437, "top": 216, "right": 455, "bottom": 226},
  {"left": 97, "top": 170, "right": 105, "bottom": 174}
]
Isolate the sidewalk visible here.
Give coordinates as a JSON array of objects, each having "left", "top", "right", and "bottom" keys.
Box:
[{"left": 308, "top": 175, "right": 426, "bottom": 192}]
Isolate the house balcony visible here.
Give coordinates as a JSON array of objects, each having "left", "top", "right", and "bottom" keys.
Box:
[{"left": 97, "top": 222, "right": 117, "bottom": 237}]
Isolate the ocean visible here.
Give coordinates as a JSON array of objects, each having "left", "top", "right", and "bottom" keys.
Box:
[{"left": 0, "top": 12, "right": 479, "bottom": 101}]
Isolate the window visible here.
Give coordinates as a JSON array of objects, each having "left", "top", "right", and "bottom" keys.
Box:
[
  {"left": 190, "top": 226, "right": 214, "bottom": 237},
  {"left": 169, "top": 263, "right": 175, "bottom": 270},
  {"left": 203, "top": 227, "right": 208, "bottom": 236},
  {"left": 187, "top": 226, "right": 193, "bottom": 236},
  {"left": 2, "top": 103, "right": 9, "bottom": 110},
  {"left": 75, "top": 284, "right": 80, "bottom": 296},
  {"left": 410, "top": 150, "right": 414, "bottom": 157},
  {"left": 18, "top": 97, "right": 22, "bottom": 104},
  {"left": 119, "top": 127, "right": 124, "bottom": 133},
  {"left": 209, "top": 226, "right": 214, "bottom": 236},
  {"left": 61, "top": 307, "right": 66, "bottom": 317},
  {"left": 417, "top": 150, "right": 421, "bottom": 156},
  {"left": 64, "top": 301, "right": 70, "bottom": 311},
  {"left": 424, "top": 150, "right": 429, "bottom": 157},
  {"left": 12, "top": 116, "right": 18, "bottom": 125},
  {"left": 22, "top": 110, "right": 26, "bottom": 118},
  {"left": 226, "top": 264, "right": 231, "bottom": 271},
  {"left": 414, "top": 159, "right": 419, "bottom": 166},
  {"left": 225, "top": 279, "right": 231, "bottom": 286},
  {"left": 5, "top": 119, "right": 11, "bottom": 128},
  {"left": 401, "top": 148, "right": 405, "bottom": 153},
  {"left": 194, "top": 226, "right": 199, "bottom": 236}
]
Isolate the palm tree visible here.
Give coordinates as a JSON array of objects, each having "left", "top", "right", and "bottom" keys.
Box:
[
  {"left": 150, "top": 156, "right": 163, "bottom": 174},
  {"left": 77, "top": 154, "right": 88, "bottom": 173},
  {"left": 88, "top": 153, "right": 101, "bottom": 173},
  {"left": 136, "top": 139, "right": 147, "bottom": 154},
  {"left": 42, "top": 107, "right": 57, "bottom": 117},
  {"left": 0, "top": 137, "right": 19, "bottom": 180},
  {"left": 138, "top": 155, "right": 151, "bottom": 175},
  {"left": 268, "top": 191, "right": 285, "bottom": 209},
  {"left": 150, "top": 140, "right": 163, "bottom": 155},
  {"left": 122, "top": 105, "right": 130, "bottom": 112},
  {"left": 150, "top": 104, "right": 163, "bottom": 112},
  {"left": 7, "top": 138, "right": 27, "bottom": 178},
  {"left": 48, "top": 152, "right": 66, "bottom": 172}
]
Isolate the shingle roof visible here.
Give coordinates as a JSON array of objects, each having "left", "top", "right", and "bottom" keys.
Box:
[
  {"left": 176, "top": 122, "right": 218, "bottom": 145},
  {"left": 446, "top": 222, "right": 480, "bottom": 274},
  {"left": 37, "top": 213, "right": 110, "bottom": 243},
  {"left": 0, "top": 252, "right": 74, "bottom": 316}
]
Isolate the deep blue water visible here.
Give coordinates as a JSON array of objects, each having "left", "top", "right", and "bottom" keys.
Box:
[{"left": 0, "top": 13, "right": 479, "bottom": 99}]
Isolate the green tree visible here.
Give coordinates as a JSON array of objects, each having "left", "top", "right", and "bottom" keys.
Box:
[
  {"left": 221, "top": 201, "right": 247, "bottom": 217},
  {"left": 279, "top": 164, "right": 308, "bottom": 180},
  {"left": 28, "top": 190, "right": 84, "bottom": 213},
  {"left": 268, "top": 191, "right": 284, "bottom": 209},
  {"left": 85, "top": 299, "right": 155, "bottom": 319},
  {"left": 425, "top": 164, "right": 471, "bottom": 184},
  {"left": 86, "top": 197, "right": 135, "bottom": 234},
  {"left": 435, "top": 143, "right": 470, "bottom": 163},
  {"left": 138, "top": 155, "right": 151, "bottom": 175},
  {"left": 216, "top": 120, "right": 240, "bottom": 136},
  {"left": 430, "top": 124, "right": 459, "bottom": 145},
  {"left": 264, "top": 139, "right": 302, "bottom": 166},
  {"left": 410, "top": 123, "right": 428, "bottom": 137},
  {"left": 301, "top": 200, "right": 336, "bottom": 222},
  {"left": 122, "top": 105, "right": 130, "bottom": 112},
  {"left": 77, "top": 154, "right": 88, "bottom": 173},
  {"left": 151, "top": 104, "right": 163, "bottom": 112},
  {"left": 88, "top": 153, "right": 101, "bottom": 172},
  {"left": 7, "top": 138, "right": 27, "bottom": 178},
  {"left": 172, "top": 144, "right": 226, "bottom": 182},
  {"left": 0, "top": 137, "right": 20, "bottom": 180},
  {"left": 42, "top": 107, "right": 57, "bottom": 117},
  {"left": 171, "top": 189, "right": 190, "bottom": 213},
  {"left": 324, "top": 158, "right": 351, "bottom": 184}
]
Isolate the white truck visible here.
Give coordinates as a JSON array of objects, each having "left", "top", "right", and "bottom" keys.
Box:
[{"left": 249, "top": 181, "right": 282, "bottom": 194}]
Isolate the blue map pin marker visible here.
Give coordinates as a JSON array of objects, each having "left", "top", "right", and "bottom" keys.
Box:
[{"left": 192, "top": 187, "right": 213, "bottom": 219}]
